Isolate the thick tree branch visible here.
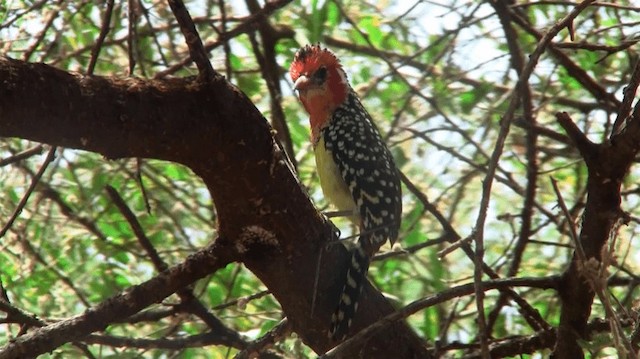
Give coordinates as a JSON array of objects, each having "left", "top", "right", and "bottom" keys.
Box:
[
  {"left": 554, "top": 71, "right": 640, "bottom": 356},
  {"left": 0, "top": 56, "right": 427, "bottom": 358}
]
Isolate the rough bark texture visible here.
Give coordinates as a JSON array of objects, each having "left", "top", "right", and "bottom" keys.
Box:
[
  {"left": 553, "top": 110, "right": 640, "bottom": 358},
  {"left": 0, "top": 57, "right": 428, "bottom": 358}
]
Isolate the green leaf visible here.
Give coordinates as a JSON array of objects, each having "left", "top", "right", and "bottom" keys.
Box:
[
  {"left": 309, "top": 0, "right": 329, "bottom": 43},
  {"left": 326, "top": 2, "right": 340, "bottom": 28},
  {"left": 112, "top": 251, "right": 130, "bottom": 265},
  {"left": 229, "top": 53, "right": 242, "bottom": 71},
  {"left": 459, "top": 83, "right": 490, "bottom": 114},
  {"left": 162, "top": 163, "right": 189, "bottom": 181},
  {"left": 358, "top": 15, "right": 383, "bottom": 47}
]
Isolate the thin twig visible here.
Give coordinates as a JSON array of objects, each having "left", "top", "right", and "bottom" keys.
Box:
[
  {"left": 556, "top": 111, "right": 597, "bottom": 161},
  {"left": 612, "top": 58, "right": 640, "bottom": 136},
  {"left": 470, "top": 2, "right": 596, "bottom": 356},
  {"left": 211, "top": 290, "right": 271, "bottom": 311},
  {"left": 105, "top": 185, "right": 167, "bottom": 271},
  {"left": 0, "top": 146, "right": 56, "bottom": 241},
  {"left": 550, "top": 177, "right": 582, "bottom": 256},
  {"left": 0, "top": 145, "right": 43, "bottom": 167},
  {"left": 219, "top": 0, "right": 232, "bottom": 80},
  {"left": 155, "top": 0, "right": 293, "bottom": 78},
  {"left": 401, "top": 170, "right": 551, "bottom": 331},
  {"left": 87, "top": 0, "right": 115, "bottom": 75},
  {"left": 234, "top": 319, "right": 292, "bottom": 359},
  {"left": 127, "top": 0, "right": 138, "bottom": 75},
  {"left": 22, "top": 0, "right": 65, "bottom": 62},
  {"left": 321, "top": 276, "right": 559, "bottom": 359},
  {"left": 166, "top": 0, "right": 215, "bottom": 81},
  {"left": 551, "top": 176, "right": 636, "bottom": 357},
  {"left": 485, "top": 0, "right": 540, "bottom": 337}
]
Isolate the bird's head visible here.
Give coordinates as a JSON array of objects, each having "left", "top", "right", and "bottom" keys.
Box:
[{"left": 289, "top": 45, "right": 349, "bottom": 139}]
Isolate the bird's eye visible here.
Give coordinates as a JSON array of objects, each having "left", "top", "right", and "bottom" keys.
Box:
[{"left": 314, "top": 66, "right": 328, "bottom": 83}]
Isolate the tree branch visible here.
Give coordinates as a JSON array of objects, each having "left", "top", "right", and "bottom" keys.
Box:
[
  {"left": 553, "top": 62, "right": 640, "bottom": 358},
  {"left": 0, "top": 239, "right": 237, "bottom": 359},
  {"left": 0, "top": 56, "right": 427, "bottom": 358}
]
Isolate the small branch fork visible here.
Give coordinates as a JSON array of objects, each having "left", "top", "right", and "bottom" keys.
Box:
[
  {"left": 105, "top": 186, "right": 247, "bottom": 348},
  {"left": 0, "top": 147, "right": 56, "bottom": 240},
  {"left": 0, "top": 239, "right": 239, "bottom": 359},
  {"left": 553, "top": 57, "right": 640, "bottom": 358}
]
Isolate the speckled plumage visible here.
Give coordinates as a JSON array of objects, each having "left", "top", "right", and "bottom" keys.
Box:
[{"left": 290, "top": 44, "right": 402, "bottom": 341}]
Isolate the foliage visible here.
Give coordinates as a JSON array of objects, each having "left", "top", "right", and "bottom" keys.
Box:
[{"left": 1, "top": 0, "right": 640, "bottom": 358}]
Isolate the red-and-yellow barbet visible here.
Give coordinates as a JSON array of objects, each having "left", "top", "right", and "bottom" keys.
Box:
[{"left": 289, "top": 44, "right": 402, "bottom": 341}]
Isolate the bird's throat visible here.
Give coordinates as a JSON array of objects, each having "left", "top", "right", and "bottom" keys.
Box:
[{"left": 300, "top": 91, "right": 334, "bottom": 145}]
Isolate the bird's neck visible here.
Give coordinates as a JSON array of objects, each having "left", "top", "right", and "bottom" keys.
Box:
[
  {"left": 303, "top": 82, "right": 349, "bottom": 145},
  {"left": 308, "top": 109, "right": 333, "bottom": 145}
]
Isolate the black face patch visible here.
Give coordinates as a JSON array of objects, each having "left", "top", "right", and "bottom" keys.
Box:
[{"left": 314, "top": 66, "right": 328, "bottom": 84}]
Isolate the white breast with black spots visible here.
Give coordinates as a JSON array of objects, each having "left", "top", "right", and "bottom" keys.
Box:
[{"left": 323, "top": 91, "right": 402, "bottom": 250}]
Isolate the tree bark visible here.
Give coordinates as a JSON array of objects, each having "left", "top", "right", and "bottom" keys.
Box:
[
  {"left": 0, "top": 57, "right": 428, "bottom": 358},
  {"left": 553, "top": 110, "right": 640, "bottom": 358}
]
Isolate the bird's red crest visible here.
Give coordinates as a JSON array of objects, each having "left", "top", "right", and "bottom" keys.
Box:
[
  {"left": 290, "top": 44, "right": 349, "bottom": 143},
  {"left": 289, "top": 44, "right": 342, "bottom": 82}
]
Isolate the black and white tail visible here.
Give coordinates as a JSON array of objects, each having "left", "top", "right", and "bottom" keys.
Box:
[{"left": 329, "top": 238, "right": 370, "bottom": 341}]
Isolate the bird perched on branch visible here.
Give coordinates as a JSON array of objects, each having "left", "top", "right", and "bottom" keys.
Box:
[{"left": 289, "top": 44, "right": 402, "bottom": 341}]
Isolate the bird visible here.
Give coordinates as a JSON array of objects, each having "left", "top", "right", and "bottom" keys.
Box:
[{"left": 289, "top": 44, "right": 402, "bottom": 341}]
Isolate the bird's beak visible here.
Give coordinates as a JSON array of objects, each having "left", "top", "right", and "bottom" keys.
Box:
[{"left": 294, "top": 75, "right": 311, "bottom": 92}]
